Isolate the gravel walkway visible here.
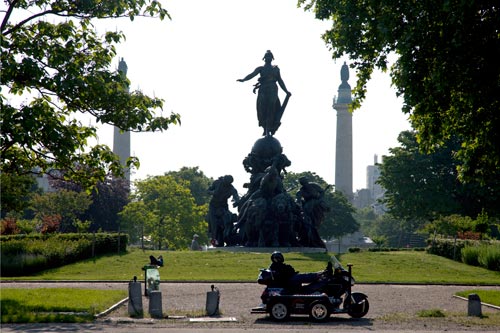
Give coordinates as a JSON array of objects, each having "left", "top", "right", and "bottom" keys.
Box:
[{"left": 2, "top": 281, "right": 499, "bottom": 331}]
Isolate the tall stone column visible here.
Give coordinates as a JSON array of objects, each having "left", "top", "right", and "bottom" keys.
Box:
[
  {"left": 113, "top": 57, "right": 131, "bottom": 183},
  {"left": 333, "top": 62, "right": 353, "bottom": 200}
]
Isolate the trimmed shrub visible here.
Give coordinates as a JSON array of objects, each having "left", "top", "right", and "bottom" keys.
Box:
[
  {"left": 464, "top": 243, "right": 500, "bottom": 271},
  {"left": 368, "top": 247, "right": 425, "bottom": 252},
  {"left": 430, "top": 238, "right": 500, "bottom": 271},
  {"left": 461, "top": 246, "right": 481, "bottom": 267},
  {"left": 426, "top": 238, "right": 475, "bottom": 261},
  {"left": 478, "top": 244, "right": 500, "bottom": 271}
]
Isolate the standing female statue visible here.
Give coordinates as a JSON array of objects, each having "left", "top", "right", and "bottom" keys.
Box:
[{"left": 237, "top": 50, "right": 291, "bottom": 136}]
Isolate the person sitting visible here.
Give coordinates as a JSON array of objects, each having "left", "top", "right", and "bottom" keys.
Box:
[
  {"left": 149, "top": 255, "right": 164, "bottom": 267},
  {"left": 191, "top": 234, "right": 202, "bottom": 251},
  {"left": 268, "top": 251, "right": 323, "bottom": 291}
]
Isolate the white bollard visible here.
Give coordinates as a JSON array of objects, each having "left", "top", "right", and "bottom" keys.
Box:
[
  {"left": 148, "top": 290, "right": 163, "bottom": 318},
  {"left": 128, "top": 279, "right": 143, "bottom": 316}
]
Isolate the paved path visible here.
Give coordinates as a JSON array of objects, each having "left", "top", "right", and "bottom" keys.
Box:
[{"left": 1, "top": 282, "right": 499, "bottom": 332}]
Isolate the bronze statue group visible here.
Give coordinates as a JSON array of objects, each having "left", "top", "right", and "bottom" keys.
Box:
[{"left": 206, "top": 51, "right": 329, "bottom": 248}]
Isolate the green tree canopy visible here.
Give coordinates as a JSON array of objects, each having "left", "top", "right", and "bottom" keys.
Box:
[
  {"left": 129, "top": 175, "right": 208, "bottom": 250},
  {"left": 378, "top": 131, "right": 500, "bottom": 226},
  {"left": 119, "top": 200, "right": 155, "bottom": 246},
  {"left": 0, "top": 171, "right": 40, "bottom": 218},
  {"left": 49, "top": 175, "right": 131, "bottom": 232},
  {"left": 165, "top": 167, "right": 214, "bottom": 206},
  {"left": 1, "top": 0, "right": 180, "bottom": 189},
  {"left": 29, "top": 189, "right": 92, "bottom": 232},
  {"left": 299, "top": 0, "right": 500, "bottom": 184}
]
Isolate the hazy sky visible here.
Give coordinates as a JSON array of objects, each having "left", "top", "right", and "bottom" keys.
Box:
[{"left": 93, "top": 0, "right": 412, "bottom": 194}]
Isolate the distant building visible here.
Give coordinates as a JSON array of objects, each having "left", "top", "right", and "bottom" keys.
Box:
[
  {"left": 33, "top": 167, "right": 60, "bottom": 192},
  {"left": 353, "top": 154, "right": 386, "bottom": 214},
  {"left": 353, "top": 188, "right": 371, "bottom": 209},
  {"left": 34, "top": 171, "right": 53, "bottom": 193}
]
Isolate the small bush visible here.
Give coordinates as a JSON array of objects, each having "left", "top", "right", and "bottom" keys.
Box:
[
  {"left": 461, "top": 246, "right": 480, "bottom": 266},
  {"left": 477, "top": 244, "right": 500, "bottom": 271},
  {"left": 368, "top": 247, "right": 424, "bottom": 252},
  {"left": 427, "top": 238, "right": 475, "bottom": 261},
  {"left": 417, "top": 309, "right": 446, "bottom": 318},
  {"left": 0, "top": 217, "right": 20, "bottom": 235},
  {"left": 461, "top": 243, "right": 500, "bottom": 271}
]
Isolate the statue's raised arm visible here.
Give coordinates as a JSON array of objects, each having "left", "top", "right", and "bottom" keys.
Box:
[
  {"left": 237, "top": 67, "right": 261, "bottom": 83},
  {"left": 237, "top": 50, "right": 291, "bottom": 136}
]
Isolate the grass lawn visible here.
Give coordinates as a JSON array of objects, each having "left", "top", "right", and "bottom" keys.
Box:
[
  {"left": 340, "top": 251, "right": 500, "bottom": 285},
  {"left": 1, "top": 249, "right": 499, "bottom": 324},
  {"left": 0, "top": 288, "right": 127, "bottom": 323},
  {"left": 455, "top": 289, "right": 500, "bottom": 306},
  {"left": 2, "top": 248, "right": 499, "bottom": 285}
]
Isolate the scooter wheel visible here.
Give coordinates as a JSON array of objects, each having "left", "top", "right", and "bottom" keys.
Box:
[
  {"left": 347, "top": 293, "right": 369, "bottom": 318},
  {"left": 269, "top": 302, "right": 290, "bottom": 321},
  {"left": 309, "top": 300, "right": 330, "bottom": 322}
]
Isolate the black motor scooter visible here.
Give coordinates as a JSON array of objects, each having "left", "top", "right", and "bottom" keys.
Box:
[{"left": 251, "top": 256, "right": 369, "bottom": 321}]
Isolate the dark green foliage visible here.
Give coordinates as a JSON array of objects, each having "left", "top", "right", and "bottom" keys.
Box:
[
  {"left": 165, "top": 167, "right": 214, "bottom": 206},
  {"left": 462, "top": 243, "right": 500, "bottom": 271},
  {"left": 85, "top": 178, "right": 130, "bottom": 232},
  {"left": 0, "top": 233, "right": 127, "bottom": 276},
  {"left": 417, "top": 309, "right": 446, "bottom": 318},
  {"left": 427, "top": 237, "right": 474, "bottom": 261},
  {"left": 299, "top": 0, "right": 500, "bottom": 184},
  {"left": 427, "top": 238, "right": 500, "bottom": 271},
  {"left": 461, "top": 246, "right": 481, "bottom": 267},
  {"left": 283, "top": 171, "right": 359, "bottom": 239},
  {"left": 0, "top": 172, "right": 40, "bottom": 218},
  {"left": 379, "top": 131, "right": 500, "bottom": 224},
  {"left": 120, "top": 175, "right": 208, "bottom": 250},
  {"left": 368, "top": 247, "right": 425, "bottom": 252},
  {"left": 49, "top": 176, "right": 131, "bottom": 232},
  {"left": 362, "top": 212, "right": 426, "bottom": 248},
  {"left": 1, "top": 0, "right": 178, "bottom": 189}
]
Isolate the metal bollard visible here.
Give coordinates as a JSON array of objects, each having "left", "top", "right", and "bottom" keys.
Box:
[
  {"left": 148, "top": 290, "right": 163, "bottom": 318},
  {"left": 467, "top": 293, "right": 482, "bottom": 317},
  {"left": 206, "top": 285, "right": 220, "bottom": 316},
  {"left": 128, "top": 276, "right": 143, "bottom": 316}
]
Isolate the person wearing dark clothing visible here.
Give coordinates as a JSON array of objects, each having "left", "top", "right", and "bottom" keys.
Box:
[
  {"left": 149, "top": 255, "right": 164, "bottom": 267},
  {"left": 191, "top": 234, "right": 202, "bottom": 251},
  {"left": 268, "top": 251, "right": 321, "bottom": 290}
]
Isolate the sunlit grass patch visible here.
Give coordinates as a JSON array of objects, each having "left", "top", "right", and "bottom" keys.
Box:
[
  {"left": 1, "top": 249, "right": 499, "bottom": 285},
  {"left": 455, "top": 289, "right": 500, "bottom": 306},
  {"left": 0, "top": 288, "right": 127, "bottom": 323}
]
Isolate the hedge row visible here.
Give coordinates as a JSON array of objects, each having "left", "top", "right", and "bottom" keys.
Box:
[
  {"left": 426, "top": 238, "right": 475, "bottom": 260},
  {"left": 348, "top": 247, "right": 426, "bottom": 253},
  {"left": 427, "top": 238, "right": 500, "bottom": 271},
  {"left": 0, "top": 233, "right": 128, "bottom": 276},
  {"left": 461, "top": 243, "right": 500, "bottom": 271}
]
